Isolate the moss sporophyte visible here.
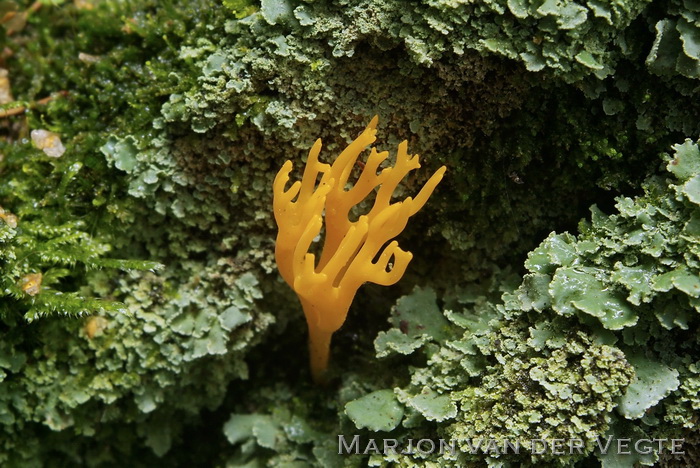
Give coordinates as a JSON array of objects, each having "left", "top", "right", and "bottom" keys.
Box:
[{"left": 272, "top": 117, "right": 446, "bottom": 383}]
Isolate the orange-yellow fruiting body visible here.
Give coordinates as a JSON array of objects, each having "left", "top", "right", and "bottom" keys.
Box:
[{"left": 272, "top": 116, "right": 446, "bottom": 383}]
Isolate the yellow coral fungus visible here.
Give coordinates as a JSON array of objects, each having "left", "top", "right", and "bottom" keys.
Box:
[{"left": 273, "top": 116, "right": 446, "bottom": 383}]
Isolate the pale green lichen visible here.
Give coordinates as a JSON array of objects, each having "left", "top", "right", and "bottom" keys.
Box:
[
  {"left": 376, "top": 287, "right": 634, "bottom": 467},
  {"left": 345, "top": 389, "right": 405, "bottom": 432},
  {"left": 516, "top": 140, "right": 700, "bottom": 336},
  {"left": 646, "top": 0, "right": 700, "bottom": 80},
  {"left": 0, "top": 263, "right": 272, "bottom": 465},
  {"left": 617, "top": 354, "right": 680, "bottom": 420}
]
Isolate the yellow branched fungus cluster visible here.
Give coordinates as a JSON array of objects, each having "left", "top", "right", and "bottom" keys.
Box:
[{"left": 273, "top": 116, "right": 445, "bottom": 382}]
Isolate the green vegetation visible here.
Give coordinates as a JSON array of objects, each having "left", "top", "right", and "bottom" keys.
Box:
[{"left": 1, "top": 0, "right": 699, "bottom": 466}]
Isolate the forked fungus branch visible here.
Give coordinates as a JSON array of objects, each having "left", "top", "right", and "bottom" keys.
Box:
[{"left": 273, "top": 116, "right": 446, "bottom": 383}]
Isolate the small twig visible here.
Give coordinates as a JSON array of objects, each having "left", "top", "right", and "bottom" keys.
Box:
[
  {"left": 35, "top": 91, "right": 68, "bottom": 105},
  {"left": 3, "top": 1, "right": 43, "bottom": 37},
  {"left": 0, "top": 91, "right": 69, "bottom": 118},
  {"left": 28, "top": 2, "right": 42, "bottom": 14},
  {"left": 0, "top": 106, "right": 24, "bottom": 118}
]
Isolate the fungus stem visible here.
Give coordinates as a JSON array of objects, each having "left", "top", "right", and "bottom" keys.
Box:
[{"left": 307, "top": 319, "right": 333, "bottom": 385}]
